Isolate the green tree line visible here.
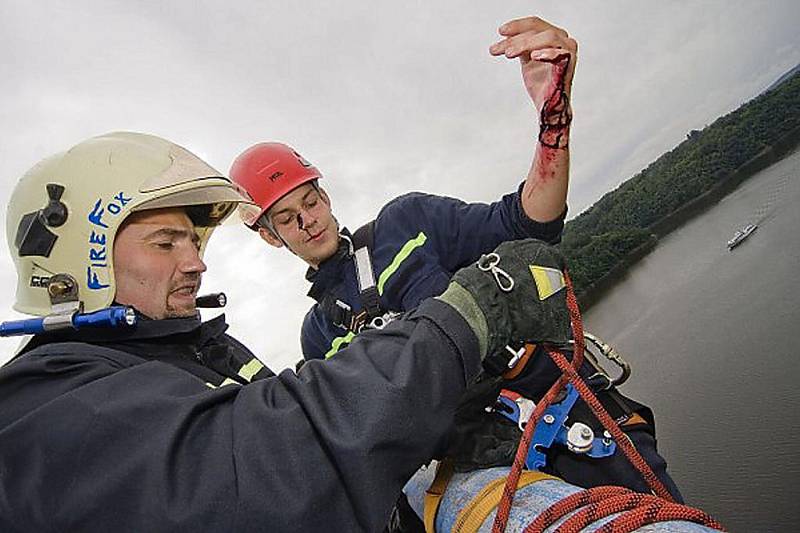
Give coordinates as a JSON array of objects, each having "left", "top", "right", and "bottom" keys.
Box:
[{"left": 561, "top": 70, "right": 800, "bottom": 298}]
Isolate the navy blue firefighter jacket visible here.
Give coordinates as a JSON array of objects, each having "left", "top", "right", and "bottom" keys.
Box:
[
  {"left": 0, "top": 300, "right": 481, "bottom": 532},
  {"left": 302, "top": 183, "right": 566, "bottom": 360}
]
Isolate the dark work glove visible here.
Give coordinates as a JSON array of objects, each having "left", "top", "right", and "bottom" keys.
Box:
[
  {"left": 437, "top": 239, "right": 572, "bottom": 365},
  {"left": 447, "top": 412, "right": 521, "bottom": 473},
  {"left": 445, "top": 375, "right": 521, "bottom": 472}
]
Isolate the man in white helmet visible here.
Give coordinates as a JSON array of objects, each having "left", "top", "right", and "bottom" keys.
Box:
[{"left": 0, "top": 131, "right": 581, "bottom": 531}]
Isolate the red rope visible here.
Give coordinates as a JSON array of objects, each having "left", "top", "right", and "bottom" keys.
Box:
[
  {"left": 523, "top": 486, "right": 632, "bottom": 532},
  {"left": 491, "top": 375, "right": 566, "bottom": 532},
  {"left": 521, "top": 486, "right": 726, "bottom": 533},
  {"left": 547, "top": 349, "right": 674, "bottom": 500},
  {"left": 555, "top": 493, "right": 666, "bottom": 532},
  {"left": 595, "top": 501, "right": 726, "bottom": 533},
  {"left": 490, "top": 271, "right": 725, "bottom": 533},
  {"left": 491, "top": 273, "right": 585, "bottom": 533}
]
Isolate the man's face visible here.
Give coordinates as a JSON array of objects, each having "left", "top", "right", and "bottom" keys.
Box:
[
  {"left": 259, "top": 183, "right": 339, "bottom": 268},
  {"left": 113, "top": 207, "right": 206, "bottom": 319}
]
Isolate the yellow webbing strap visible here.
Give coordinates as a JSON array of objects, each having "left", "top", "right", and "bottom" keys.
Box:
[
  {"left": 451, "top": 470, "right": 557, "bottom": 533},
  {"left": 424, "top": 459, "right": 455, "bottom": 532}
]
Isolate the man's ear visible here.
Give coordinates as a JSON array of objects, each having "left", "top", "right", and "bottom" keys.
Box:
[{"left": 258, "top": 227, "right": 284, "bottom": 249}]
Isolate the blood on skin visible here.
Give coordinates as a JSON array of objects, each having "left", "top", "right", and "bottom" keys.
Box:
[
  {"left": 527, "top": 53, "right": 572, "bottom": 191},
  {"left": 532, "top": 147, "right": 561, "bottom": 185},
  {"left": 526, "top": 54, "right": 572, "bottom": 196},
  {"left": 538, "top": 54, "right": 572, "bottom": 150}
]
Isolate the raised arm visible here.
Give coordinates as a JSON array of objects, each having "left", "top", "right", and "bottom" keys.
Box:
[{"left": 490, "top": 16, "right": 578, "bottom": 223}]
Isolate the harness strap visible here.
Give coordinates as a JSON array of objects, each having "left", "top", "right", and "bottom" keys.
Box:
[
  {"left": 351, "top": 221, "right": 382, "bottom": 319},
  {"left": 319, "top": 221, "right": 385, "bottom": 334},
  {"left": 451, "top": 471, "right": 555, "bottom": 533},
  {"left": 621, "top": 412, "right": 648, "bottom": 427},
  {"left": 424, "top": 459, "right": 455, "bottom": 533}
]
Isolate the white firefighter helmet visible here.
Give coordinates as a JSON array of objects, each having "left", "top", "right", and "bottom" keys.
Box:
[{"left": 6, "top": 131, "right": 250, "bottom": 316}]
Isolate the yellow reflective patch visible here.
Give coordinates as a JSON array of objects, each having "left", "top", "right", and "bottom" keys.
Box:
[
  {"left": 325, "top": 331, "right": 355, "bottom": 359},
  {"left": 206, "top": 378, "right": 240, "bottom": 389},
  {"left": 238, "top": 358, "right": 265, "bottom": 382},
  {"left": 529, "top": 265, "right": 566, "bottom": 300}
]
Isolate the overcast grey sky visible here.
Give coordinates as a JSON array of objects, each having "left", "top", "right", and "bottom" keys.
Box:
[{"left": 1, "top": 1, "right": 798, "bottom": 368}]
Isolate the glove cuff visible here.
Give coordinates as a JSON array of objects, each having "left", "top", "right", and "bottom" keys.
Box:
[{"left": 436, "top": 282, "right": 489, "bottom": 359}]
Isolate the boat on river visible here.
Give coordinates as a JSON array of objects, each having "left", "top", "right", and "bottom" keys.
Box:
[{"left": 727, "top": 223, "right": 757, "bottom": 250}]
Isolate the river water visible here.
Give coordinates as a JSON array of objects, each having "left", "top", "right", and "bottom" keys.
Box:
[{"left": 582, "top": 149, "right": 800, "bottom": 531}]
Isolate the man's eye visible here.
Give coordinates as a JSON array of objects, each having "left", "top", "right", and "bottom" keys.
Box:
[
  {"left": 276, "top": 216, "right": 294, "bottom": 226},
  {"left": 156, "top": 242, "right": 174, "bottom": 250},
  {"left": 306, "top": 200, "right": 318, "bottom": 209}
]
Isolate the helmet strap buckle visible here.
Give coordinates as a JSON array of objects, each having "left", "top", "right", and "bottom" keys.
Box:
[{"left": 47, "top": 273, "right": 82, "bottom": 316}]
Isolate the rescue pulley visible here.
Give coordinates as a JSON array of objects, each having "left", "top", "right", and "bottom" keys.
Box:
[{"left": 494, "top": 384, "right": 616, "bottom": 471}]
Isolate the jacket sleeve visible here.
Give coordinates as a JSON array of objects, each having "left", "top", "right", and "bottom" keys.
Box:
[
  {"left": 380, "top": 184, "right": 566, "bottom": 274},
  {"left": 0, "top": 300, "right": 480, "bottom": 533}
]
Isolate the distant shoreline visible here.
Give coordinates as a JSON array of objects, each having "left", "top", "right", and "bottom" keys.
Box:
[{"left": 577, "top": 125, "right": 800, "bottom": 310}]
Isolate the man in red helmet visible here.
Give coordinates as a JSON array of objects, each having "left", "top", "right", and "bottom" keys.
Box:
[
  {"left": 231, "top": 17, "right": 574, "bottom": 361},
  {"left": 230, "top": 16, "right": 683, "bottom": 528}
]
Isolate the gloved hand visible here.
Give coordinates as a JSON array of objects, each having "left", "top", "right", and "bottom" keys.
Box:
[
  {"left": 446, "top": 375, "right": 521, "bottom": 472},
  {"left": 437, "top": 239, "right": 571, "bottom": 371}
]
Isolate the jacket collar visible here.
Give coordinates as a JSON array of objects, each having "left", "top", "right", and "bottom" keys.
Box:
[
  {"left": 16, "top": 311, "right": 250, "bottom": 387},
  {"left": 22, "top": 311, "right": 229, "bottom": 352},
  {"left": 306, "top": 228, "right": 353, "bottom": 303}
]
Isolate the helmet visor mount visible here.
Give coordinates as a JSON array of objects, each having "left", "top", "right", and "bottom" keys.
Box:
[{"left": 134, "top": 182, "right": 249, "bottom": 227}]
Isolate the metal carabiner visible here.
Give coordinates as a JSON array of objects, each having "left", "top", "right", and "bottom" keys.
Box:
[
  {"left": 477, "top": 253, "right": 515, "bottom": 292},
  {"left": 494, "top": 390, "right": 536, "bottom": 432},
  {"left": 367, "top": 311, "right": 400, "bottom": 331},
  {"left": 581, "top": 332, "right": 632, "bottom": 388},
  {"left": 515, "top": 396, "right": 536, "bottom": 432},
  {"left": 477, "top": 252, "right": 499, "bottom": 271}
]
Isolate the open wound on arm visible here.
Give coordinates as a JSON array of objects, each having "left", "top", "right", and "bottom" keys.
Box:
[{"left": 538, "top": 54, "right": 572, "bottom": 150}]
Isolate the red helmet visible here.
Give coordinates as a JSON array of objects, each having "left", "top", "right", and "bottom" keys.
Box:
[{"left": 230, "top": 142, "right": 322, "bottom": 227}]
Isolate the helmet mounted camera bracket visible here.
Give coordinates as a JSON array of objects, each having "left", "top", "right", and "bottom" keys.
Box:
[{"left": 14, "top": 183, "right": 69, "bottom": 258}]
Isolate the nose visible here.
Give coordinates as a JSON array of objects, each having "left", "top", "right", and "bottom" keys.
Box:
[
  {"left": 180, "top": 245, "right": 207, "bottom": 275},
  {"left": 297, "top": 208, "right": 318, "bottom": 232}
]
